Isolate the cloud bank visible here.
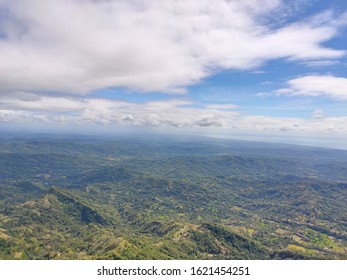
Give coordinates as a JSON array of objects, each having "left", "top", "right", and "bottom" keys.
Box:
[
  {"left": 1, "top": 93, "right": 347, "bottom": 135},
  {"left": 0, "top": 93, "right": 235, "bottom": 127}
]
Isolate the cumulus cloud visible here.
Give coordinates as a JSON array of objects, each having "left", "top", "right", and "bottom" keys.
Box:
[
  {"left": 233, "top": 115, "right": 347, "bottom": 134},
  {"left": 0, "top": 0, "right": 346, "bottom": 94},
  {"left": 276, "top": 75, "right": 347, "bottom": 99},
  {"left": 1, "top": 93, "right": 347, "bottom": 135},
  {"left": 0, "top": 93, "right": 236, "bottom": 128}
]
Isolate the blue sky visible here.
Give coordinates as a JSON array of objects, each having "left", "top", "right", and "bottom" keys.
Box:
[{"left": 0, "top": 0, "right": 347, "bottom": 148}]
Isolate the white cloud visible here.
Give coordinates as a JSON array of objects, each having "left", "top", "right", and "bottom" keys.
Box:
[
  {"left": 251, "top": 70, "right": 266, "bottom": 74},
  {"left": 0, "top": 93, "right": 236, "bottom": 128},
  {"left": 231, "top": 115, "right": 347, "bottom": 134},
  {"left": 260, "top": 81, "right": 273, "bottom": 85},
  {"left": 1, "top": 93, "right": 347, "bottom": 135},
  {"left": 312, "top": 109, "right": 324, "bottom": 119},
  {"left": 0, "top": 0, "right": 346, "bottom": 94},
  {"left": 256, "top": 92, "right": 272, "bottom": 97},
  {"left": 302, "top": 60, "right": 340, "bottom": 67},
  {"left": 0, "top": 92, "right": 86, "bottom": 112},
  {"left": 204, "top": 104, "right": 237, "bottom": 110},
  {"left": 276, "top": 75, "right": 347, "bottom": 99}
]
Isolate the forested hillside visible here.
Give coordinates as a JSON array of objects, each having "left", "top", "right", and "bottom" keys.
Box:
[{"left": 0, "top": 134, "right": 346, "bottom": 259}]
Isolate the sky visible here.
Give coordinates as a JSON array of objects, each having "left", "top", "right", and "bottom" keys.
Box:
[{"left": 0, "top": 0, "right": 347, "bottom": 148}]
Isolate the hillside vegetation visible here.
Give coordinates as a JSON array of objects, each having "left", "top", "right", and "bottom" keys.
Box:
[{"left": 0, "top": 134, "right": 346, "bottom": 259}]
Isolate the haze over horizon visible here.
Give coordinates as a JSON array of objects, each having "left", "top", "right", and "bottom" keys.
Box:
[{"left": 0, "top": 0, "right": 347, "bottom": 148}]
